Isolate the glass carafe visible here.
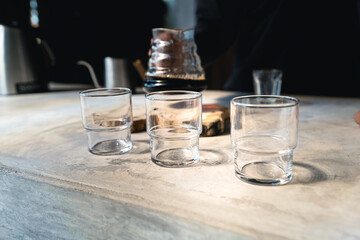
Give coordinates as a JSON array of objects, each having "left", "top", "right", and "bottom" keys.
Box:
[{"left": 144, "top": 28, "right": 207, "bottom": 93}]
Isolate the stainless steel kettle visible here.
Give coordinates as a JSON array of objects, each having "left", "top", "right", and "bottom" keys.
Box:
[
  {"left": 0, "top": 24, "right": 49, "bottom": 94},
  {"left": 77, "top": 57, "right": 133, "bottom": 90}
]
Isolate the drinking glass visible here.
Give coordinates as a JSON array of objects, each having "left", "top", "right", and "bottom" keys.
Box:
[
  {"left": 231, "top": 95, "right": 299, "bottom": 185},
  {"left": 145, "top": 91, "right": 202, "bottom": 167},
  {"left": 253, "top": 69, "right": 283, "bottom": 95},
  {"left": 80, "top": 88, "right": 133, "bottom": 155}
]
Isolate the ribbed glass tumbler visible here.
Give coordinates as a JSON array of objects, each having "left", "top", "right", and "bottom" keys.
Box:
[
  {"left": 145, "top": 91, "right": 202, "bottom": 167},
  {"left": 80, "top": 88, "right": 133, "bottom": 155},
  {"left": 231, "top": 95, "right": 299, "bottom": 185}
]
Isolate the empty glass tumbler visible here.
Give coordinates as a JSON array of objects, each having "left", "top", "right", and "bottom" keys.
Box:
[
  {"left": 231, "top": 95, "right": 299, "bottom": 185},
  {"left": 145, "top": 91, "right": 202, "bottom": 167},
  {"left": 80, "top": 88, "right": 133, "bottom": 155},
  {"left": 253, "top": 69, "right": 283, "bottom": 95}
]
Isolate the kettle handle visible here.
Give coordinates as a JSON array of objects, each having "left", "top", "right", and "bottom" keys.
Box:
[
  {"left": 77, "top": 61, "right": 102, "bottom": 88},
  {"left": 36, "top": 38, "right": 56, "bottom": 67}
]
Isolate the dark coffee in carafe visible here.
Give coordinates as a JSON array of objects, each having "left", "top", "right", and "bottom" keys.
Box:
[{"left": 144, "top": 28, "right": 207, "bottom": 93}]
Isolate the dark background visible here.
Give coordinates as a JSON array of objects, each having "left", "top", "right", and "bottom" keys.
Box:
[
  {"left": 1, "top": 0, "right": 360, "bottom": 97},
  {"left": 0, "top": 0, "right": 167, "bottom": 88}
]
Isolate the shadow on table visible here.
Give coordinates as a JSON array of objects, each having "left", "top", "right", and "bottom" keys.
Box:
[
  {"left": 197, "top": 148, "right": 233, "bottom": 166},
  {"left": 129, "top": 140, "right": 150, "bottom": 155},
  {"left": 109, "top": 142, "right": 233, "bottom": 167},
  {"left": 109, "top": 140, "right": 150, "bottom": 165},
  {"left": 292, "top": 162, "right": 331, "bottom": 184}
]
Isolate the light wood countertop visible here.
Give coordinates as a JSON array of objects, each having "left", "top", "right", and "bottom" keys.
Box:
[{"left": 0, "top": 90, "right": 359, "bottom": 239}]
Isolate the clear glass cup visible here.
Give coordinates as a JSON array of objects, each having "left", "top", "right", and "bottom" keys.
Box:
[
  {"left": 231, "top": 95, "right": 299, "bottom": 185},
  {"left": 253, "top": 69, "right": 283, "bottom": 95},
  {"left": 145, "top": 91, "right": 202, "bottom": 167},
  {"left": 80, "top": 88, "right": 133, "bottom": 155}
]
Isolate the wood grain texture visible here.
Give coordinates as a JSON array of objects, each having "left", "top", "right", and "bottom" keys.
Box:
[
  {"left": 201, "top": 104, "right": 229, "bottom": 137},
  {"left": 0, "top": 169, "right": 241, "bottom": 240},
  {"left": 1, "top": 90, "right": 360, "bottom": 239},
  {"left": 131, "top": 107, "right": 146, "bottom": 133},
  {"left": 128, "top": 104, "right": 231, "bottom": 136}
]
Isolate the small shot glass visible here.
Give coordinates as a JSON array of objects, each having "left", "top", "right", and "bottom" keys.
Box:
[
  {"left": 253, "top": 69, "right": 283, "bottom": 95},
  {"left": 231, "top": 95, "right": 299, "bottom": 185},
  {"left": 145, "top": 91, "right": 202, "bottom": 167},
  {"left": 80, "top": 88, "right": 133, "bottom": 155}
]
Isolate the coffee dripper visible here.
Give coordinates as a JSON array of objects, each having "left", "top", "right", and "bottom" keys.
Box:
[{"left": 144, "top": 28, "right": 206, "bottom": 93}]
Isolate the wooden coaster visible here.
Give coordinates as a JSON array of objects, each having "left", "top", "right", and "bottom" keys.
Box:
[
  {"left": 201, "top": 104, "right": 230, "bottom": 137},
  {"left": 91, "top": 107, "right": 146, "bottom": 133},
  {"left": 131, "top": 104, "right": 230, "bottom": 137},
  {"left": 131, "top": 107, "right": 146, "bottom": 133}
]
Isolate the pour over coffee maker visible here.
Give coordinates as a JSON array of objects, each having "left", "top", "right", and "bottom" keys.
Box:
[{"left": 144, "top": 28, "right": 207, "bottom": 93}]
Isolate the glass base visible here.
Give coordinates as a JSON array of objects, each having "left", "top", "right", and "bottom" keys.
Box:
[
  {"left": 234, "top": 144, "right": 293, "bottom": 186},
  {"left": 149, "top": 127, "right": 200, "bottom": 167},
  {"left": 89, "top": 139, "right": 132, "bottom": 155},
  {"left": 236, "top": 161, "right": 292, "bottom": 186},
  {"left": 151, "top": 148, "right": 199, "bottom": 167},
  {"left": 87, "top": 128, "right": 132, "bottom": 155}
]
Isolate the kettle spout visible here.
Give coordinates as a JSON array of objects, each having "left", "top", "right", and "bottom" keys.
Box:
[{"left": 77, "top": 60, "right": 101, "bottom": 88}]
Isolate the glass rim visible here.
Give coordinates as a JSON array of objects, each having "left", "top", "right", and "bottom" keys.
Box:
[
  {"left": 231, "top": 95, "right": 299, "bottom": 108},
  {"left": 152, "top": 27, "right": 194, "bottom": 33},
  {"left": 145, "top": 90, "right": 202, "bottom": 101},
  {"left": 252, "top": 69, "right": 283, "bottom": 73},
  {"left": 79, "top": 88, "right": 131, "bottom": 97}
]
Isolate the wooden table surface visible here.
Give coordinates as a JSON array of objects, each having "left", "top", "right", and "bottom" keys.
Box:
[{"left": 0, "top": 90, "right": 359, "bottom": 240}]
